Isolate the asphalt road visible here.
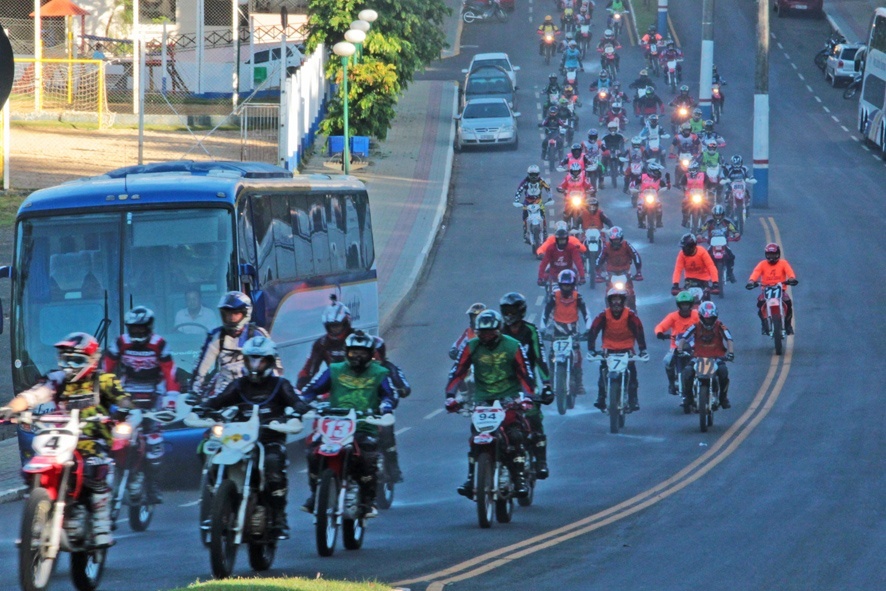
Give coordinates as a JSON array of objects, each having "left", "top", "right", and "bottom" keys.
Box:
[{"left": 0, "top": 1, "right": 883, "bottom": 590}]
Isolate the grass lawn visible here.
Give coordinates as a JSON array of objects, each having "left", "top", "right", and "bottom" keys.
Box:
[
  {"left": 628, "top": 0, "right": 658, "bottom": 40},
  {"left": 0, "top": 190, "right": 30, "bottom": 226}
]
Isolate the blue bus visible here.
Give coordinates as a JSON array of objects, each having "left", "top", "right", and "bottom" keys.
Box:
[{"left": 1, "top": 160, "right": 378, "bottom": 468}]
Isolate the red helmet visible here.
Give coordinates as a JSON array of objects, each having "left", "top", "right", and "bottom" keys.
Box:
[
  {"left": 607, "top": 226, "right": 624, "bottom": 243},
  {"left": 698, "top": 301, "right": 718, "bottom": 328},
  {"left": 55, "top": 332, "right": 101, "bottom": 383},
  {"left": 764, "top": 242, "right": 781, "bottom": 264}
]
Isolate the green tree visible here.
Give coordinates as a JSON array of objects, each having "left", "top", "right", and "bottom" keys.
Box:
[{"left": 306, "top": 0, "right": 449, "bottom": 140}]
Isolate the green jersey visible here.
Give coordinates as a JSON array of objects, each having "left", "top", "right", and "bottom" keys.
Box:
[{"left": 447, "top": 335, "right": 535, "bottom": 403}]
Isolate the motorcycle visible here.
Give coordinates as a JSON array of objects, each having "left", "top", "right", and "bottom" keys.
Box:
[
  {"left": 514, "top": 199, "right": 553, "bottom": 256},
  {"left": 674, "top": 151, "right": 694, "bottom": 186},
  {"left": 462, "top": 0, "right": 509, "bottom": 23},
  {"left": 600, "top": 44, "right": 619, "bottom": 79},
  {"left": 814, "top": 31, "right": 846, "bottom": 71},
  {"left": 689, "top": 356, "right": 729, "bottom": 432},
  {"left": 12, "top": 409, "right": 111, "bottom": 591},
  {"left": 109, "top": 407, "right": 178, "bottom": 533},
  {"left": 645, "top": 41, "right": 661, "bottom": 76},
  {"left": 602, "top": 271, "right": 637, "bottom": 312},
  {"left": 705, "top": 228, "right": 729, "bottom": 298},
  {"left": 583, "top": 228, "right": 603, "bottom": 285},
  {"left": 723, "top": 178, "right": 755, "bottom": 234},
  {"left": 561, "top": 7, "right": 576, "bottom": 33},
  {"left": 586, "top": 351, "right": 648, "bottom": 434},
  {"left": 664, "top": 57, "right": 683, "bottom": 91},
  {"left": 459, "top": 399, "right": 535, "bottom": 526},
  {"left": 671, "top": 105, "right": 691, "bottom": 134},
  {"left": 562, "top": 66, "right": 579, "bottom": 88},
  {"left": 304, "top": 407, "right": 393, "bottom": 556},
  {"left": 185, "top": 405, "right": 303, "bottom": 578},
  {"left": 747, "top": 280, "right": 796, "bottom": 356},
  {"left": 604, "top": 150, "right": 623, "bottom": 188},
  {"left": 643, "top": 131, "right": 671, "bottom": 167},
  {"left": 684, "top": 187, "right": 708, "bottom": 233},
  {"left": 843, "top": 71, "right": 862, "bottom": 99},
  {"left": 560, "top": 188, "right": 590, "bottom": 231},
  {"left": 639, "top": 188, "right": 660, "bottom": 243},
  {"left": 542, "top": 125, "right": 566, "bottom": 170},
  {"left": 547, "top": 332, "right": 583, "bottom": 415},
  {"left": 683, "top": 277, "right": 714, "bottom": 300},
  {"left": 606, "top": 8, "right": 630, "bottom": 39},
  {"left": 620, "top": 156, "right": 645, "bottom": 206},
  {"left": 542, "top": 32, "right": 558, "bottom": 66},
  {"left": 705, "top": 162, "right": 723, "bottom": 202},
  {"left": 711, "top": 84, "right": 724, "bottom": 122},
  {"left": 584, "top": 151, "right": 604, "bottom": 191},
  {"left": 578, "top": 22, "right": 592, "bottom": 58},
  {"left": 593, "top": 88, "right": 611, "bottom": 116}
]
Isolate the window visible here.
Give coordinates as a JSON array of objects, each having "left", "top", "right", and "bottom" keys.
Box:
[
  {"left": 863, "top": 73, "right": 886, "bottom": 108},
  {"left": 872, "top": 16, "right": 886, "bottom": 53}
]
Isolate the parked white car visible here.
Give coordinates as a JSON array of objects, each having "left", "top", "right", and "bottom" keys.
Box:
[
  {"left": 462, "top": 52, "right": 520, "bottom": 90},
  {"left": 825, "top": 43, "right": 865, "bottom": 87},
  {"left": 455, "top": 98, "right": 520, "bottom": 151}
]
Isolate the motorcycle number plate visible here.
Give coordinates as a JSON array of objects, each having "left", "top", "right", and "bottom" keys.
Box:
[
  {"left": 608, "top": 353, "right": 630, "bottom": 373},
  {"left": 710, "top": 236, "right": 727, "bottom": 247},
  {"left": 473, "top": 433, "right": 495, "bottom": 445},
  {"left": 552, "top": 339, "right": 573, "bottom": 354},
  {"left": 319, "top": 417, "right": 356, "bottom": 443},
  {"left": 33, "top": 431, "right": 77, "bottom": 457},
  {"left": 472, "top": 407, "right": 505, "bottom": 432},
  {"left": 696, "top": 357, "right": 717, "bottom": 377},
  {"left": 763, "top": 284, "right": 783, "bottom": 300}
]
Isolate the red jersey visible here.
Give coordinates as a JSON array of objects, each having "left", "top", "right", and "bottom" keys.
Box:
[
  {"left": 538, "top": 241, "right": 585, "bottom": 282},
  {"left": 104, "top": 334, "right": 179, "bottom": 405}
]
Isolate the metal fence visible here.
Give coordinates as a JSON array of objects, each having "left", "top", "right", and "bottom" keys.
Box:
[{"left": 240, "top": 103, "right": 279, "bottom": 163}]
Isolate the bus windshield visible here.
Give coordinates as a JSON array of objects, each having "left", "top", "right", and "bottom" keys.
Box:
[{"left": 13, "top": 208, "right": 235, "bottom": 383}]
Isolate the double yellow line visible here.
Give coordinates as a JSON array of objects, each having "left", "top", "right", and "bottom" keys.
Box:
[{"left": 394, "top": 219, "right": 793, "bottom": 591}]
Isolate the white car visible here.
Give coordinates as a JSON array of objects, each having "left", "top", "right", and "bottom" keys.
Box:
[
  {"left": 455, "top": 98, "right": 520, "bottom": 151},
  {"left": 825, "top": 43, "right": 865, "bottom": 87},
  {"left": 462, "top": 52, "right": 520, "bottom": 90}
]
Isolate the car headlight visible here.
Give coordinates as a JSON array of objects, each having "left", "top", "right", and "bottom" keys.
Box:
[
  {"left": 501, "top": 124, "right": 516, "bottom": 133},
  {"left": 461, "top": 127, "right": 477, "bottom": 137}
]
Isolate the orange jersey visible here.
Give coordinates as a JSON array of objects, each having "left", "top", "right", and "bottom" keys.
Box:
[
  {"left": 749, "top": 259, "right": 796, "bottom": 286},
  {"left": 673, "top": 248, "right": 719, "bottom": 283},
  {"left": 654, "top": 310, "right": 699, "bottom": 349},
  {"left": 536, "top": 235, "right": 587, "bottom": 256}
]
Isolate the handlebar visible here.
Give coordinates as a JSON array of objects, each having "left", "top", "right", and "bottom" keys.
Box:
[{"left": 586, "top": 352, "right": 649, "bottom": 363}]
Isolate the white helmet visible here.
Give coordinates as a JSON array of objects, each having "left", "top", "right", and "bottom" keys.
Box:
[{"left": 242, "top": 336, "right": 277, "bottom": 383}]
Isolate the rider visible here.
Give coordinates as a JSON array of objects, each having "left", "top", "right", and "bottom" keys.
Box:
[
  {"left": 191, "top": 291, "right": 279, "bottom": 399},
  {"left": 723, "top": 154, "right": 751, "bottom": 182},
  {"left": 543, "top": 72, "right": 563, "bottom": 110},
  {"left": 676, "top": 301, "right": 735, "bottom": 410},
  {"left": 669, "top": 85, "right": 697, "bottom": 127},
  {"left": 622, "top": 136, "right": 646, "bottom": 193},
  {"left": 589, "top": 70, "right": 613, "bottom": 114},
  {"left": 595, "top": 226, "right": 643, "bottom": 282},
  {"left": 679, "top": 163, "right": 708, "bottom": 227},
  {"left": 541, "top": 270, "right": 591, "bottom": 395},
  {"left": 609, "top": 80, "right": 632, "bottom": 105},
  {"left": 450, "top": 303, "right": 487, "bottom": 360},
  {"left": 587, "top": 288, "right": 649, "bottom": 411},
  {"left": 446, "top": 310, "right": 536, "bottom": 499},
  {"left": 597, "top": 28, "right": 622, "bottom": 51},
  {"left": 103, "top": 306, "right": 180, "bottom": 503},
  {"left": 538, "top": 15, "right": 561, "bottom": 56},
  {"left": 500, "top": 292, "right": 554, "bottom": 479},
  {"left": 700, "top": 138, "right": 726, "bottom": 195},
  {"left": 2, "top": 333, "right": 134, "bottom": 548},
  {"left": 538, "top": 225, "right": 586, "bottom": 286},
  {"left": 671, "top": 122, "right": 701, "bottom": 159},
  {"left": 537, "top": 219, "right": 589, "bottom": 255},
  {"left": 746, "top": 243, "right": 799, "bottom": 335},
  {"left": 635, "top": 87, "right": 666, "bottom": 120},
  {"left": 601, "top": 120, "right": 626, "bottom": 175},
  {"left": 600, "top": 100, "right": 628, "bottom": 132},
  {"left": 540, "top": 105, "right": 568, "bottom": 160},
  {"left": 636, "top": 162, "right": 668, "bottom": 229},
  {"left": 641, "top": 25, "right": 663, "bottom": 49},
  {"left": 582, "top": 130, "right": 606, "bottom": 191},
  {"left": 559, "top": 142, "right": 591, "bottom": 173},
  {"left": 672, "top": 233, "right": 720, "bottom": 296},
  {"left": 300, "top": 330, "right": 398, "bottom": 518},
  {"left": 689, "top": 107, "right": 705, "bottom": 134},
  {"left": 577, "top": 197, "right": 614, "bottom": 231},
  {"left": 659, "top": 39, "right": 684, "bottom": 80},
  {"left": 711, "top": 64, "right": 726, "bottom": 85},
  {"left": 654, "top": 291, "right": 699, "bottom": 396},
  {"left": 699, "top": 119, "right": 724, "bottom": 147},
  {"left": 201, "top": 336, "right": 309, "bottom": 539},
  {"left": 698, "top": 204, "right": 740, "bottom": 283},
  {"left": 628, "top": 69, "right": 657, "bottom": 98},
  {"left": 558, "top": 161, "right": 595, "bottom": 224},
  {"left": 515, "top": 164, "right": 554, "bottom": 242},
  {"left": 560, "top": 40, "right": 584, "bottom": 74}
]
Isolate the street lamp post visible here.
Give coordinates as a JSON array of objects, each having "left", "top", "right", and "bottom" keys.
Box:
[
  {"left": 344, "top": 29, "right": 366, "bottom": 65},
  {"left": 333, "top": 41, "right": 356, "bottom": 174},
  {"left": 349, "top": 20, "right": 371, "bottom": 60}
]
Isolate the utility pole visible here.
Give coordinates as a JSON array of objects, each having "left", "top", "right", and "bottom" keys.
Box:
[
  {"left": 658, "top": 0, "right": 668, "bottom": 37},
  {"left": 753, "top": 0, "right": 769, "bottom": 208},
  {"left": 699, "top": 0, "right": 715, "bottom": 119}
]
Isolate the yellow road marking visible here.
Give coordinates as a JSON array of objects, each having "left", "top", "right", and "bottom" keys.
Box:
[{"left": 668, "top": 14, "right": 681, "bottom": 48}]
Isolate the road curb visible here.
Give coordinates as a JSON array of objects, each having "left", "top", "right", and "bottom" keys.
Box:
[
  {"left": 0, "top": 484, "right": 26, "bottom": 504},
  {"left": 379, "top": 83, "right": 458, "bottom": 335}
]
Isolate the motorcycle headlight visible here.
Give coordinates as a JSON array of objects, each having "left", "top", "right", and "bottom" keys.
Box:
[
  {"left": 570, "top": 194, "right": 583, "bottom": 207},
  {"left": 614, "top": 13, "right": 621, "bottom": 20},
  {"left": 681, "top": 158, "right": 690, "bottom": 168},
  {"left": 679, "top": 107, "right": 688, "bottom": 116},
  {"left": 211, "top": 424, "right": 224, "bottom": 438},
  {"left": 112, "top": 423, "right": 132, "bottom": 438},
  {"left": 545, "top": 34, "right": 553, "bottom": 42},
  {"left": 691, "top": 192, "right": 703, "bottom": 204},
  {"left": 614, "top": 281, "right": 625, "bottom": 290},
  {"left": 644, "top": 192, "right": 656, "bottom": 204},
  {"left": 600, "top": 91, "right": 607, "bottom": 99}
]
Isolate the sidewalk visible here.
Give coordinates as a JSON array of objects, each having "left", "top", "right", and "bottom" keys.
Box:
[
  {"left": 824, "top": 0, "right": 876, "bottom": 43},
  {"left": 301, "top": 79, "right": 458, "bottom": 333},
  {"left": 0, "top": 437, "right": 24, "bottom": 503}
]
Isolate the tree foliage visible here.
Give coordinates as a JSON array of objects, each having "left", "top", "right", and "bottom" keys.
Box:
[{"left": 306, "top": 0, "right": 450, "bottom": 140}]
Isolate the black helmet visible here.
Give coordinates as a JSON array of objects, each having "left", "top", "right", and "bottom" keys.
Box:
[
  {"left": 124, "top": 306, "right": 155, "bottom": 344},
  {"left": 680, "top": 233, "right": 697, "bottom": 255},
  {"left": 704, "top": 120, "right": 715, "bottom": 133},
  {"left": 648, "top": 114, "right": 659, "bottom": 125},
  {"left": 650, "top": 168, "right": 662, "bottom": 180},
  {"left": 344, "top": 330, "right": 376, "bottom": 372},
  {"left": 499, "top": 292, "right": 528, "bottom": 326},
  {"left": 571, "top": 143, "right": 583, "bottom": 158},
  {"left": 554, "top": 226, "right": 569, "bottom": 248},
  {"left": 680, "top": 84, "right": 689, "bottom": 94}
]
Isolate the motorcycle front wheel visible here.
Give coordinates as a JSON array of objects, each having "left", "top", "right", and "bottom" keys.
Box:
[
  {"left": 555, "top": 362, "right": 568, "bottom": 415},
  {"left": 248, "top": 540, "right": 276, "bottom": 571},
  {"left": 19, "top": 487, "right": 56, "bottom": 591},
  {"left": 209, "top": 479, "right": 240, "bottom": 579},
  {"left": 609, "top": 377, "right": 622, "bottom": 434},
  {"left": 70, "top": 547, "right": 107, "bottom": 591},
  {"left": 495, "top": 7, "right": 509, "bottom": 22},
  {"left": 771, "top": 315, "right": 784, "bottom": 356},
  {"left": 462, "top": 11, "right": 476, "bottom": 24},
  {"left": 843, "top": 82, "right": 860, "bottom": 99},
  {"left": 646, "top": 211, "right": 655, "bottom": 243},
  {"left": 715, "top": 261, "right": 726, "bottom": 298},
  {"left": 698, "top": 383, "right": 710, "bottom": 433},
  {"left": 475, "top": 452, "right": 495, "bottom": 529},
  {"left": 316, "top": 469, "right": 340, "bottom": 556},
  {"left": 128, "top": 469, "right": 154, "bottom": 532}
]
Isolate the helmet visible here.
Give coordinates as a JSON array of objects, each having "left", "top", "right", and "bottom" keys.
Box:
[
  {"left": 667, "top": 40, "right": 675, "bottom": 48},
  {"left": 698, "top": 301, "right": 718, "bottom": 328},
  {"left": 607, "top": 120, "right": 619, "bottom": 131},
  {"left": 588, "top": 197, "right": 599, "bottom": 210},
  {"left": 466, "top": 302, "right": 487, "bottom": 329},
  {"left": 548, "top": 105, "right": 559, "bottom": 116},
  {"left": 650, "top": 167, "right": 662, "bottom": 180},
  {"left": 606, "top": 287, "right": 628, "bottom": 307},
  {"left": 681, "top": 123, "right": 691, "bottom": 135},
  {"left": 647, "top": 25, "right": 657, "bottom": 34},
  {"left": 559, "top": 97, "right": 569, "bottom": 106},
  {"left": 608, "top": 226, "right": 624, "bottom": 246},
  {"left": 569, "top": 40, "right": 577, "bottom": 48},
  {"left": 704, "top": 120, "right": 715, "bottom": 133},
  {"left": 588, "top": 128, "right": 599, "bottom": 141},
  {"left": 554, "top": 227, "right": 569, "bottom": 247},
  {"left": 688, "top": 287, "right": 705, "bottom": 305},
  {"left": 565, "top": 31, "right": 575, "bottom": 41},
  {"left": 648, "top": 114, "right": 659, "bottom": 125},
  {"left": 545, "top": 15, "right": 553, "bottom": 22},
  {"left": 475, "top": 310, "right": 503, "bottom": 346},
  {"left": 639, "top": 69, "right": 648, "bottom": 77},
  {"left": 706, "top": 139, "right": 718, "bottom": 151},
  {"left": 611, "top": 101, "right": 623, "bottom": 111},
  {"left": 680, "top": 232, "right": 697, "bottom": 255},
  {"left": 604, "top": 29, "right": 614, "bottom": 38},
  {"left": 499, "top": 292, "right": 528, "bottom": 326},
  {"left": 564, "top": 84, "right": 574, "bottom": 95},
  {"left": 558, "top": 268, "right": 577, "bottom": 287},
  {"left": 124, "top": 305, "right": 154, "bottom": 344},
  {"left": 675, "top": 290, "right": 695, "bottom": 308},
  {"left": 344, "top": 330, "right": 376, "bottom": 372},
  {"left": 527, "top": 164, "right": 541, "bottom": 181},
  {"left": 764, "top": 242, "right": 781, "bottom": 264},
  {"left": 692, "top": 108, "right": 703, "bottom": 119},
  {"left": 599, "top": 70, "right": 609, "bottom": 79},
  {"left": 554, "top": 220, "right": 569, "bottom": 233},
  {"left": 218, "top": 291, "right": 252, "bottom": 334},
  {"left": 242, "top": 335, "right": 277, "bottom": 383},
  {"left": 321, "top": 296, "right": 352, "bottom": 336},
  {"left": 712, "top": 204, "right": 726, "bottom": 220},
  {"left": 571, "top": 143, "right": 583, "bottom": 157},
  {"left": 688, "top": 162, "right": 700, "bottom": 175},
  {"left": 569, "top": 161, "right": 582, "bottom": 177},
  {"left": 631, "top": 136, "right": 643, "bottom": 147},
  {"left": 679, "top": 85, "right": 689, "bottom": 95},
  {"left": 731, "top": 154, "right": 743, "bottom": 167},
  {"left": 549, "top": 72, "right": 558, "bottom": 81},
  {"left": 55, "top": 332, "right": 101, "bottom": 383}
]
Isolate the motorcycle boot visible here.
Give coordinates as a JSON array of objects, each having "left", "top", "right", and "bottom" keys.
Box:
[
  {"left": 571, "top": 363, "right": 586, "bottom": 395},
  {"left": 270, "top": 489, "right": 290, "bottom": 540},
  {"left": 681, "top": 213, "right": 690, "bottom": 228},
  {"left": 666, "top": 363, "right": 679, "bottom": 395},
  {"left": 509, "top": 454, "right": 530, "bottom": 499},
  {"left": 534, "top": 435, "right": 549, "bottom": 480},
  {"left": 656, "top": 209, "right": 664, "bottom": 228},
  {"left": 145, "top": 463, "right": 163, "bottom": 505},
  {"left": 718, "top": 385, "right": 731, "bottom": 409},
  {"left": 760, "top": 317, "right": 770, "bottom": 336},
  {"left": 300, "top": 472, "right": 318, "bottom": 513},
  {"left": 91, "top": 490, "right": 114, "bottom": 548},
  {"left": 594, "top": 369, "right": 607, "bottom": 410},
  {"left": 359, "top": 475, "right": 379, "bottom": 519},
  {"left": 385, "top": 446, "right": 404, "bottom": 484},
  {"left": 457, "top": 455, "right": 475, "bottom": 499},
  {"left": 637, "top": 209, "right": 646, "bottom": 228},
  {"left": 523, "top": 221, "right": 531, "bottom": 244},
  {"left": 628, "top": 379, "right": 640, "bottom": 412}
]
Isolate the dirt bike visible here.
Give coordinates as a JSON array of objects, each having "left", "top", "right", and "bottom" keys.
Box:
[
  {"left": 683, "top": 277, "right": 715, "bottom": 300},
  {"left": 514, "top": 200, "right": 552, "bottom": 256},
  {"left": 584, "top": 151, "right": 604, "bottom": 190},
  {"left": 814, "top": 31, "right": 845, "bottom": 71},
  {"left": 674, "top": 150, "right": 695, "bottom": 186},
  {"left": 109, "top": 406, "right": 178, "bottom": 533},
  {"left": 582, "top": 227, "right": 603, "bottom": 286},
  {"left": 185, "top": 405, "right": 303, "bottom": 578},
  {"left": 748, "top": 280, "right": 796, "bottom": 356},
  {"left": 664, "top": 57, "right": 683, "bottom": 91},
  {"left": 605, "top": 150, "right": 623, "bottom": 188},
  {"left": 600, "top": 44, "right": 620, "bottom": 79},
  {"left": 543, "top": 126, "right": 566, "bottom": 170},
  {"left": 705, "top": 228, "right": 730, "bottom": 298},
  {"left": 462, "top": 0, "right": 509, "bottom": 23},
  {"left": 711, "top": 84, "right": 724, "bottom": 122},
  {"left": 620, "top": 156, "right": 645, "bottom": 206},
  {"left": 587, "top": 351, "right": 648, "bottom": 434},
  {"left": 459, "top": 399, "right": 534, "bottom": 527},
  {"left": 558, "top": 187, "right": 590, "bottom": 231},
  {"left": 602, "top": 271, "right": 638, "bottom": 312},
  {"left": 606, "top": 8, "right": 630, "bottom": 39},
  {"left": 705, "top": 162, "right": 724, "bottom": 202},
  {"left": 685, "top": 188, "right": 709, "bottom": 233},
  {"left": 593, "top": 88, "right": 612, "bottom": 116},
  {"left": 638, "top": 188, "right": 660, "bottom": 243},
  {"left": 643, "top": 131, "right": 670, "bottom": 167},
  {"left": 723, "top": 178, "right": 754, "bottom": 234},
  {"left": 10, "top": 409, "right": 112, "bottom": 591},
  {"left": 542, "top": 32, "right": 558, "bottom": 65},
  {"left": 305, "top": 406, "right": 393, "bottom": 555},
  {"left": 688, "top": 356, "right": 729, "bottom": 432},
  {"left": 645, "top": 41, "right": 661, "bottom": 76},
  {"left": 578, "top": 23, "right": 592, "bottom": 58},
  {"left": 546, "top": 331, "right": 584, "bottom": 415}
]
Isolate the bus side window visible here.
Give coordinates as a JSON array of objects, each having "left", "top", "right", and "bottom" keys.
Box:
[
  {"left": 308, "top": 200, "right": 330, "bottom": 275},
  {"left": 250, "top": 195, "right": 278, "bottom": 284},
  {"left": 290, "top": 196, "right": 314, "bottom": 278},
  {"left": 271, "top": 195, "right": 296, "bottom": 280},
  {"left": 238, "top": 198, "right": 257, "bottom": 270},
  {"left": 327, "top": 196, "right": 347, "bottom": 272}
]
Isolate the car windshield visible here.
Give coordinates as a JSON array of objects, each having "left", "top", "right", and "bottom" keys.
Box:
[
  {"left": 841, "top": 47, "right": 860, "bottom": 60},
  {"left": 466, "top": 76, "right": 512, "bottom": 95},
  {"left": 463, "top": 102, "right": 511, "bottom": 119},
  {"left": 474, "top": 59, "right": 510, "bottom": 71}
]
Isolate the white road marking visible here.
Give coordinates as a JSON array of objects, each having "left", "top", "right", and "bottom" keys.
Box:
[
  {"left": 832, "top": 115, "right": 840, "bottom": 123},
  {"left": 424, "top": 408, "right": 444, "bottom": 420},
  {"left": 395, "top": 427, "right": 412, "bottom": 436},
  {"left": 814, "top": 96, "right": 822, "bottom": 103},
  {"left": 784, "top": 52, "right": 791, "bottom": 60},
  {"left": 797, "top": 72, "right": 804, "bottom": 81},
  {"left": 873, "top": 154, "right": 881, "bottom": 161},
  {"left": 790, "top": 62, "right": 797, "bottom": 70},
  {"left": 179, "top": 500, "right": 201, "bottom": 508},
  {"left": 841, "top": 125, "right": 850, "bottom": 132},
  {"left": 822, "top": 106, "right": 830, "bottom": 113},
  {"left": 805, "top": 84, "right": 814, "bottom": 93},
  {"left": 863, "top": 145, "right": 871, "bottom": 151},
  {"left": 852, "top": 136, "right": 860, "bottom": 142},
  {"left": 777, "top": 42, "right": 784, "bottom": 49}
]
